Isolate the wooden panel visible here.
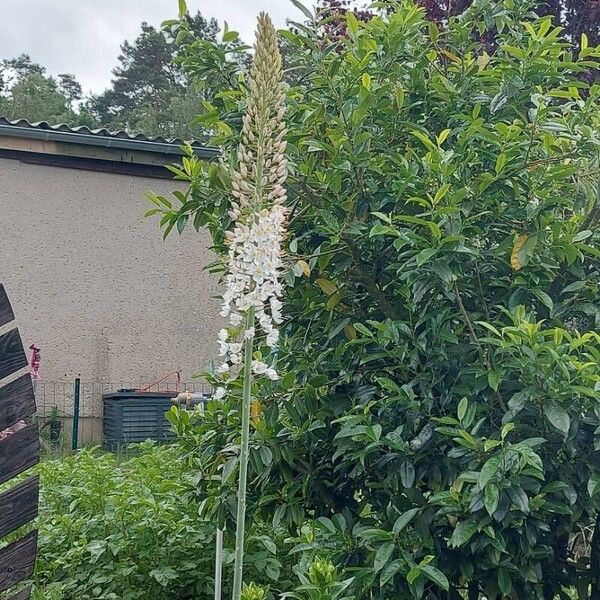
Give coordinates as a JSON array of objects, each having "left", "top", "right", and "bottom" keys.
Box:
[
  {"left": 0, "top": 425, "right": 38, "bottom": 486},
  {"left": 0, "top": 287, "right": 38, "bottom": 599},
  {"left": 0, "top": 285, "right": 14, "bottom": 329},
  {"left": 7, "top": 585, "right": 32, "bottom": 600},
  {"left": 0, "top": 476, "right": 39, "bottom": 538},
  {"left": 0, "top": 375, "right": 36, "bottom": 432},
  {"left": 0, "top": 329, "right": 28, "bottom": 381},
  {"left": 0, "top": 531, "right": 37, "bottom": 592}
]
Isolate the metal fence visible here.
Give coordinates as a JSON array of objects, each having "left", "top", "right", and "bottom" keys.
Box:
[{"left": 34, "top": 379, "right": 212, "bottom": 449}]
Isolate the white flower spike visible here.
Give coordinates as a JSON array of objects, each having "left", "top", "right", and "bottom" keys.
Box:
[
  {"left": 216, "top": 10, "right": 288, "bottom": 383},
  {"left": 223, "top": 14, "right": 288, "bottom": 600}
]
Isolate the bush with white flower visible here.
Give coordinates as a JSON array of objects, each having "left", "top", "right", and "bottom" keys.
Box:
[{"left": 151, "top": 1, "right": 600, "bottom": 598}]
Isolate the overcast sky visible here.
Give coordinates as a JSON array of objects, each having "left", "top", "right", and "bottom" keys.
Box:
[{"left": 0, "top": 1, "right": 297, "bottom": 95}]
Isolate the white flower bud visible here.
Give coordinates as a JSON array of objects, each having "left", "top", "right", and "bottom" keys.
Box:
[
  {"left": 252, "top": 360, "right": 268, "bottom": 374},
  {"left": 265, "top": 368, "right": 279, "bottom": 381}
]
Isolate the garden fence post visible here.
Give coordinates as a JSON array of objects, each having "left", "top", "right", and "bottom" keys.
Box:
[{"left": 71, "top": 376, "right": 80, "bottom": 451}]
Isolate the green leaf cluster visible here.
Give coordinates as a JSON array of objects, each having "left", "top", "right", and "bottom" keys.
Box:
[{"left": 27, "top": 444, "right": 217, "bottom": 598}]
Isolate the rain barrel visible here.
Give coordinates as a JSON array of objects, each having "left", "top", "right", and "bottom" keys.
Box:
[{"left": 103, "top": 389, "right": 181, "bottom": 449}]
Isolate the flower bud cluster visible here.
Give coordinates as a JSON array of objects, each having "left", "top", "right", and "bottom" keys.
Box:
[{"left": 213, "top": 13, "right": 288, "bottom": 396}]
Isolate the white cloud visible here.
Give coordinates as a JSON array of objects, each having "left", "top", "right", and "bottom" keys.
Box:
[{"left": 0, "top": 0, "right": 300, "bottom": 94}]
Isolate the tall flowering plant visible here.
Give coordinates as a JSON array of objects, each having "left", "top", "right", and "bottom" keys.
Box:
[{"left": 214, "top": 13, "right": 288, "bottom": 600}]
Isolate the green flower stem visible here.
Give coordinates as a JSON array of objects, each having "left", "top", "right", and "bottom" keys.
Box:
[
  {"left": 214, "top": 526, "right": 223, "bottom": 600},
  {"left": 232, "top": 307, "right": 255, "bottom": 600}
]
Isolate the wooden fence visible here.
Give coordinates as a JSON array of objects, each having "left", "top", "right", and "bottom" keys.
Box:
[{"left": 0, "top": 283, "right": 39, "bottom": 599}]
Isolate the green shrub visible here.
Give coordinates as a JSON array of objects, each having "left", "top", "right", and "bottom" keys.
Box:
[
  {"left": 31, "top": 443, "right": 216, "bottom": 599},
  {"left": 154, "top": 0, "right": 600, "bottom": 597},
  {"left": 25, "top": 442, "right": 340, "bottom": 599}
]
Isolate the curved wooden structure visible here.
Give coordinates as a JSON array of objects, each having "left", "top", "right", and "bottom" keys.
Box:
[{"left": 0, "top": 283, "right": 39, "bottom": 599}]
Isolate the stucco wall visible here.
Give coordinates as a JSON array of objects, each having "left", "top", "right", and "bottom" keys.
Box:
[{"left": 0, "top": 157, "right": 222, "bottom": 403}]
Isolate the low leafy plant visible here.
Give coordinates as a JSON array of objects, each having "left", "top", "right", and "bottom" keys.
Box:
[
  {"left": 21, "top": 439, "right": 359, "bottom": 599},
  {"left": 31, "top": 443, "right": 216, "bottom": 599},
  {"left": 241, "top": 582, "right": 269, "bottom": 600},
  {"left": 282, "top": 558, "right": 355, "bottom": 600}
]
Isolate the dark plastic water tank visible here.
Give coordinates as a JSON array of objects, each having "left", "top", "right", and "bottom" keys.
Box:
[{"left": 102, "top": 390, "right": 178, "bottom": 449}]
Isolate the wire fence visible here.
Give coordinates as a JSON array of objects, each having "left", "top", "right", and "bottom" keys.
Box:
[{"left": 34, "top": 379, "right": 212, "bottom": 450}]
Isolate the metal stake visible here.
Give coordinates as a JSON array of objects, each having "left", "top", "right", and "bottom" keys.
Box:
[{"left": 71, "top": 376, "right": 80, "bottom": 451}]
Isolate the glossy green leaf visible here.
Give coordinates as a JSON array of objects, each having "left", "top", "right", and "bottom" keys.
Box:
[
  {"left": 457, "top": 397, "right": 468, "bottom": 421},
  {"left": 479, "top": 456, "right": 501, "bottom": 489},
  {"left": 393, "top": 507, "right": 420, "bottom": 533},
  {"left": 420, "top": 565, "right": 449, "bottom": 591},
  {"left": 484, "top": 483, "right": 500, "bottom": 516},
  {"left": 543, "top": 400, "right": 570, "bottom": 437},
  {"left": 400, "top": 461, "right": 416, "bottom": 488},
  {"left": 380, "top": 559, "right": 403, "bottom": 586},
  {"left": 498, "top": 568, "right": 512, "bottom": 596},
  {"left": 290, "top": 0, "right": 313, "bottom": 19},
  {"left": 588, "top": 473, "right": 600, "bottom": 498},
  {"left": 450, "top": 520, "right": 478, "bottom": 548},
  {"left": 507, "top": 486, "right": 530, "bottom": 513},
  {"left": 374, "top": 541, "right": 395, "bottom": 573}
]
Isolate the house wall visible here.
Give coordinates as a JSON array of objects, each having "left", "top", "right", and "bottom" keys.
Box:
[{"left": 0, "top": 156, "right": 222, "bottom": 420}]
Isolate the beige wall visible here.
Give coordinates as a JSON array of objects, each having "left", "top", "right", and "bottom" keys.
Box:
[{"left": 0, "top": 157, "right": 222, "bottom": 394}]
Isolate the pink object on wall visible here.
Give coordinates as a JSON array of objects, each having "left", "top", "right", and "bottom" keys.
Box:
[{"left": 29, "top": 344, "right": 41, "bottom": 380}]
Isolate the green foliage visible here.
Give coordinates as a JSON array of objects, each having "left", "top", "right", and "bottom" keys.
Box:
[
  {"left": 0, "top": 55, "right": 89, "bottom": 126},
  {"left": 16, "top": 441, "right": 355, "bottom": 599},
  {"left": 241, "top": 582, "right": 269, "bottom": 600},
  {"left": 282, "top": 558, "right": 355, "bottom": 600},
  {"left": 30, "top": 443, "right": 216, "bottom": 599},
  {"left": 88, "top": 14, "right": 220, "bottom": 139},
  {"left": 152, "top": 1, "right": 600, "bottom": 598},
  {"left": 0, "top": 11, "right": 221, "bottom": 138},
  {"left": 420, "top": 0, "right": 600, "bottom": 52}
]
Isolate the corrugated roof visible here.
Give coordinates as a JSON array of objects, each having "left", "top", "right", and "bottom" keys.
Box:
[{"left": 0, "top": 116, "right": 217, "bottom": 158}]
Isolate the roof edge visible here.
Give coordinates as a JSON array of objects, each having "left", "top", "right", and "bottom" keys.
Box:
[
  {"left": 0, "top": 148, "right": 180, "bottom": 179},
  {"left": 0, "top": 122, "right": 218, "bottom": 159}
]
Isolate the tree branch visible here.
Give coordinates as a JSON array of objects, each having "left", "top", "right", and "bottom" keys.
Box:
[
  {"left": 349, "top": 266, "right": 402, "bottom": 320},
  {"left": 453, "top": 280, "right": 481, "bottom": 351}
]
